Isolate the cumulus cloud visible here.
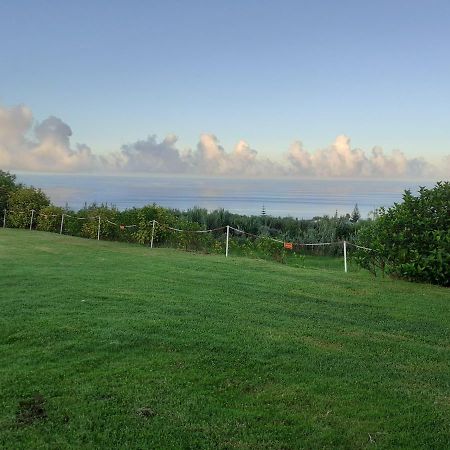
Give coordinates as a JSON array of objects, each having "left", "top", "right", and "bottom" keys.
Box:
[
  {"left": 0, "top": 104, "right": 98, "bottom": 172},
  {"left": 0, "top": 103, "right": 447, "bottom": 178},
  {"left": 184, "top": 134, "right": 284, "bottom": 176},
  {"left": 0, "top": 104, "right": 33, "bottom": 167},
  {"left": 107, "top": 132, "right": 285, "bottom": 176},
  {"left": 110, "top": 134, "right": 187, "bottom": 173},
  {"left": 287, "top": 135, "right": 436, "bottom": 178}
]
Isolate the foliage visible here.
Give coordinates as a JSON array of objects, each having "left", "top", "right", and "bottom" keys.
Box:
[
  {"left": 227, "top": 234, "right": 305, "bottom": 266},
  {"left": 354, "top": 182, "right": 450, "bottom": 286},
  {"left": 78, "top": 204, "right": 120, "bottom": 240},
  {"left": 350, "top": 203, "right": 361, "bottom": 223},
  {"left": 36, "top": 206, "right": 65, "bottom": 232},
  {"left": 7, "top": 187, "right": 50, "bottom": 229},
  {"left": 0, "top": 170, "right": 21, "bottom": 213},
  {"left": 60, "top": 209, "right": 84, "bottom": 237},
  {"left": 132, "top": 204, "right": 176, "bottom": 245},
  {"left": 166, "top": 219, "right": 216, "bottom": 252},
  {"left": 114, "top": 207, "right": 142, "bottom": 242},
  {"left": 178, "top": 207, "right": 360, "bottom": 256}
]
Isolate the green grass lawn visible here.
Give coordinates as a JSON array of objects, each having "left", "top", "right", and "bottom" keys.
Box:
[{"left": 0, "top": 229, "right": 449, "bottom": 449}]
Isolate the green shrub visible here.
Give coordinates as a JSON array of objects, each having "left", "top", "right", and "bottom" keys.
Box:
[
  {"left": 78, "top": 205, "right": 120, "bottom": 240},
  {"left": 355, "top": 182, "right": 450, "bottom": 286},
  {"left": 37, "top": 206, "right": 64, "bottom": 232},
  {"left": 0, "top": 170, "right": 21, "bottom": 213},
  {"left": 7, "top": 187, "right": 50, "bottom": 229},
  {"left": 132, "top": 204, "right": 176, "bottom": 246}
]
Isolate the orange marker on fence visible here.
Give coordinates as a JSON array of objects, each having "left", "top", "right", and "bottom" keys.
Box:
[{"left": 284, "top": 242, "right": 293, "bottom": 250}]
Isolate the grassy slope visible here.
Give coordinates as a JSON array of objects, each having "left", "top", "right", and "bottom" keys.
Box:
[{"left": 0, "top": 229, "right": 449, "bottom": 449}]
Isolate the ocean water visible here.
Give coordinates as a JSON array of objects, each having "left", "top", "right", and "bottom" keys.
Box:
[{"left": 16, "top": 173, "right": 435, "bottom": 219}]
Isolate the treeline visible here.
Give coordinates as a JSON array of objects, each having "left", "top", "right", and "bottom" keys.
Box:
[{"left": 0, "top": 170, "right": 364, "bottom": 263}]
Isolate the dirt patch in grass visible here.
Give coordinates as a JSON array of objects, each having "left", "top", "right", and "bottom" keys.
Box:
[
  {"left": 16, "top": 394, "right": 47, "bottom": 425},
  {"left": 136, "top": 407, "right": 156, "bottom": 419}
]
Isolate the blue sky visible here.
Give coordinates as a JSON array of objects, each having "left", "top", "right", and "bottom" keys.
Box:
[{"left": 0, "top": 0, "right": 449, "bottom": 175}]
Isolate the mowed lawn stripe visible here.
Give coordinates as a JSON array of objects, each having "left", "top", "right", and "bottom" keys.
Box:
[{"left": 0, "top": 229, "right": 449, "bottom": 449}]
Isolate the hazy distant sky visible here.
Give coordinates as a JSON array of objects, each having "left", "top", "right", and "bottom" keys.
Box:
[{"left": 1, "top": 0, "right": 449, "bottom": 177}]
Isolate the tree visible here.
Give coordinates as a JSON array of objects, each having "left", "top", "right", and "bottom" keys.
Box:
[
  {"left": 7, "top": 187, "right": 50, "bottom": 229},
  {"left": 354, "top": 182, "right": 450, "bottom": 286},
  {"left": 0, "top": 170, "right": 21, "bottom": 213},
  {"left": 350, "top": 204, "right": 361, "bottom": 223}
]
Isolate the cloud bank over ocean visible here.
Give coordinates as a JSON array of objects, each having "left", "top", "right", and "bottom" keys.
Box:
[{"left": 1, "top": 104, "right": 448, "bottom": 178}]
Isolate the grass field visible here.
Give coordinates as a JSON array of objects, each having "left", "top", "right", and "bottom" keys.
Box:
[{"left": 0, "top": 229, "right": 449, "bottom": 449}]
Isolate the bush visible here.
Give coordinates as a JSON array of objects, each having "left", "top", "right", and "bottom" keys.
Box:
[
  {"left": 78, "top": 205, "right": 119, "bottom": 240},
  {"left": 0, "top": 170, "right": 21, "bottom": 213},
  {"left": 132, "top": 204, "right": 177, "bottom": 246},
  {"left": 7, "top": 187, "right": 50, "bottom": 229},
  {"left": 37, "top": 206, "right": 65, "bottom": 232},
  {"left": 354, "top": 182, "right": 450, "bottom": 286}
]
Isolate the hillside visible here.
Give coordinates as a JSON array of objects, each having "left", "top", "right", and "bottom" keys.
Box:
[{"left": 0, "top": 229, "right": 449, "bottom": 449}]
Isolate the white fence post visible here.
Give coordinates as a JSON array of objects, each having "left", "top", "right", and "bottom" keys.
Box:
[
  {"left": 150, "top": 219, "right": 156, "bottom": 248},
  {"left": 343, "top": 240, "right": 348, "bottom": 273},
  {"left": 3, "top": 209, "right": 6, "bottom": 228},
  {"left": 97, "top": 215, "right": 101, "bottom": 240},
  {"left": 225, "top": 225, "right": 230, "bottom": 257},
  {"left": 60, "top": 214, "right": 65, "bottom": 234},
  {"left": 29, "top": 209, "right": 35, "bottom": 231}
]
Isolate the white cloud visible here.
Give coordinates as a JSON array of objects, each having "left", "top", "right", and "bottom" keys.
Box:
[
  {"left": 0, "top": 105, "right": 98, "bottom": 172},
  {"left": 0, "top": 103, "right": 447, "bottom": 179},
  {"left": 0, "top": 104, "right": 33, "bottom": 167},
  {"left": 185, "top": 134, "right": 283, "bottom": 176},
  {"left": 190, "top": 133, "right": 230, "bottom": 174},
  {"left": 110, "top": 134, "right": 187, "bottom": 173},
  {"left": 287, "top": 135, "right": 436, "bottom": 178}
]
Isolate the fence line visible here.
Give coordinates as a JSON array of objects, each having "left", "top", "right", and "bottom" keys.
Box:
[
  {"left": 346, "top": 242, "right": 375, "bottom": 251},
  {"left": 105, "top": 219, "right": 137, "bottom": 228},
  {"left": 229, "top": 226, "right": 285, "bottom": 244},
  {"left": 1, "top": 208, "right": 375, "bottom": 272},
  {"left": 163, "top": 224, "right": 226, "bottom": 233}
]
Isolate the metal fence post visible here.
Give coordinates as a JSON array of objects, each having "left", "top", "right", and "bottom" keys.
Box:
[
  {"left": 225, "top": 225, "right": 230, "bottom": 257},
  {"left": 97, "top": 216, "right": 101, "bottom": 240},
  {"left": 29, "top": 209, "right": 35, "bottom": 231},
  {"left": 150, "top": 219, "right": 156, "bottom": 248},
  {"left": 60, "top": 214, "right": 65, "bottom": 234},
  {"left": 344, "top": 240, "right": 348, "bottom": 273}
]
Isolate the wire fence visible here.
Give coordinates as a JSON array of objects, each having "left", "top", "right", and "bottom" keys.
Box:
[{"left": 2, "top": 208, "right": 374, "bottom": 272}]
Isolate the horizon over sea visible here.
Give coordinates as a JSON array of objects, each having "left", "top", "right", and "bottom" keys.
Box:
[{"left": 15, "top": 173, "right": 437, "bottom": 219}]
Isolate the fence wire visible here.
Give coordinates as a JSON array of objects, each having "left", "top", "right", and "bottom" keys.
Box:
[{"left": 2, "top": 208, "right": 375, "bottom": 271}]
